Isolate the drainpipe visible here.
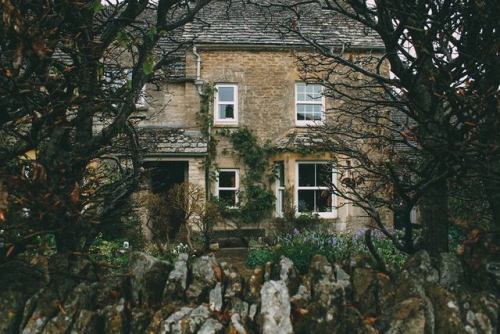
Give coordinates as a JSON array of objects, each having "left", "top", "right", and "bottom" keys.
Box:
[
  {"left": 192, "top": 46, "right": 204, "bottom": 95},
  {"left": 192, "top": 46, "right": 211, "bottom": 200}
]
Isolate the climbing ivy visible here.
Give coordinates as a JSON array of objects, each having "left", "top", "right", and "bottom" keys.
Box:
[
  {"left": 196, "top": 86, "right": 309, "bottom": 225},
  {"left": 196, "top": 84, "right": 218, "bottom": 173},
  {"left": 224, "top": 127, "right": 275, "bottom": 224},
  {"left": 228, "top": 127, "right": 268, "bottom": 180}
]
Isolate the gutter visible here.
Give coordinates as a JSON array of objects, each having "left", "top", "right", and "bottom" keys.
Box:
[{"left": 193, "top": 43, "right": 386, "bottom": 52}]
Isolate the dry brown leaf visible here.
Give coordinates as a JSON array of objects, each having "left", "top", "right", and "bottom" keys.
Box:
[
  {"left": 6, "top": 245, "right": 15, "bottom": 257},
  {"left": 70, "top": 183, "right": 80, "bottom": 204}
]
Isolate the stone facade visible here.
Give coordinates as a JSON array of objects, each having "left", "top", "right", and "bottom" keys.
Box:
[
  {"left": 134, "top": 0, "right": 387, "bottom": 233},
  {"left": 137, "top": 46, "right": 381, "bottom": 232}
]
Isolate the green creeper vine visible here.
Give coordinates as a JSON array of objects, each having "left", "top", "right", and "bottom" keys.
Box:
[
  {"left": 196, "top": 84, "right": 218, "bottom": 173},
  {"left": 224, "top": 127, "right": 275, "bottom": 224},
  {"left": 197, "top": 85, "right": 314, "bottom": 225}
]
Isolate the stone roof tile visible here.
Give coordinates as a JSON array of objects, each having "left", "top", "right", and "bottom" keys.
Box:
[
  {"left": 183, "top": 1, "right": 383, "bottom": 49},
  {"left": 138, "top": 127, "right": 208, "bottom": 155},
  {"left": 274, "top": 128, "right": 327, "bottom": 151}
]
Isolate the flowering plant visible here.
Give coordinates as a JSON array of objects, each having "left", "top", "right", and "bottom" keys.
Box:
[{"left": 248, "top": 228, "right": 407, "bottom": 272}]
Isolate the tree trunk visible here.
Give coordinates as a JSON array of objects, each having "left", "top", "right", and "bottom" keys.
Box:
[
  {"left": 420, "top": 177, "right": 449, "bottom": 256},
  {"left": 55, "top": 226, "right": 81, "bottom": 253},
  {"left": 482, "top": 160, "right": 500, "bottom": 241}
]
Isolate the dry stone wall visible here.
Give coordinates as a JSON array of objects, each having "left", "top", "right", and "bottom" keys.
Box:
[{"left": 1, "top": 251, "right": 498, "bottom": 334}]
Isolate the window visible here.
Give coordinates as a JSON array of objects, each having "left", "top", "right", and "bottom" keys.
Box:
[
  {"left": 103, "top": 67, "right": 147, "bottom": 109},
  {"left": 275, "top": 162, "right": 285, "bottom": 217},
  {"left": 295, "top": 83, "right": 324, "bottom": 126},
  {"left": 215, "top": 84, "right": 238, "bottom": 124},
  {"left": 135, "top": 85, "right": 148, "bottom": 109},
  {"left": 296, "top": 162, "right": 336, "bottom": 217},
  {"left": 216, "top": 169, "right": 239, "bottom": 207}
]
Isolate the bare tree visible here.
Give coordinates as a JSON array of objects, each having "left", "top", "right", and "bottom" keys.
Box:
[
  {"left": 0, "top": 0, "right": 213, "bottom": 261},
  {"left": 252, "top": 0, "right": 499, "bottom": 255}
]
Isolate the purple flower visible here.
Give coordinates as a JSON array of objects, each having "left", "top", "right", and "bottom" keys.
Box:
[
  {"left": 293, "top": 228, "right": 300, "bottom": 236},
  {"left": 353, "top": 228, "right": 367, "bottom": 240},
  {"left": 330, "top": 237, "right": 338, "bottom": 246}
]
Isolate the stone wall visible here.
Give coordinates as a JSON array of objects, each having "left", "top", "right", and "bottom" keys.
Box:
[
  {"left": 137, "top": 47, "right": 388, "bottom": 230},
  {"left": 140, "top": 82, "right": 200, "bottom": 129},
  {"left": 2, "top": 251, "right": 498, "bottom": 334}
]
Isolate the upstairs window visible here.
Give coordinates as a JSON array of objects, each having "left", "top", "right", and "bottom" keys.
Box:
[
  {"left": 296, "top": 162, "right": 336, "bottom": 217},
  {"left": 216, "top": 169, "right": 239, "bottom": 207},
  {"left": 295, "top": 83, "right": 324, "bottom": 126},
  {"left": 215, "top": 84, "right": 238, "bottom": 124}
]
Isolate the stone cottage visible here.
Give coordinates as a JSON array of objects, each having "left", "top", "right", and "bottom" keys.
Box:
[{"left": 135, "top": 1, "right": 386, "bottom": 234}]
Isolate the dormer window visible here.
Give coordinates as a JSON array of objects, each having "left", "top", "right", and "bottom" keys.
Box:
[
  {"left": 295, "top": 83, "right": 324, "bottom": 126},
  {"left": 214, "top": 84, "right": 238, "bottom": 125}
]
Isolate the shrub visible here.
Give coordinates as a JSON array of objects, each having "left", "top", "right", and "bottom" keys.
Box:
[
  {"left": 247, "top": 229, "right": 408, "bottom": 273},
  {"left": 272, "top": 188, "right": 321, "bottom": 235},
  {"left": 90, "top": 233, "right": 129, "bottom": 267},
  {"left": 279, "top": 242, "right": 318, "bottom": 273},
  {"left": 246, "top": 249, "right": 277, "bottom": 268},
  {"left": 448, "top": 224, "right": 466, "bottom": 251}
]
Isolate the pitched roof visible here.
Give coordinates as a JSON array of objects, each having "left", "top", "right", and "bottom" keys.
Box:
[
  {"left": 183, "top": 1, "right": 384, "bottom": 49},
  {"left": 157, "top": 0, "right": 384, "bottom": 79},
  {"left": 138, "top": 127, "right": 208, "bottom": 155},
  {"left": 50, "top": 1, "right": 384, "bottom": 80},
  {"left": 274, "top": 128, "right": 327, "bottom": 152}
]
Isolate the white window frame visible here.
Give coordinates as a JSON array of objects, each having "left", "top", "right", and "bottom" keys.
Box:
[
  {"left": 214, "top": 84, "right": 238, "bottom": 125},
  {"left": 295, "top": 161, "right": 337, "bottom": 218},
  {"left": 103, "top": 68, "right": 148, "bottom": 110},
  {"left": 295, "top": 82, "right": 325, "bottom": 126},
  {"left": 135, "top": 84, "right": 148, "bottom": 110},
  {"left": 216, "top": 169, "right": 239, "bottom": 207},
  {"left": 275, "top": 162, "right": 285, "bottom": 218}
]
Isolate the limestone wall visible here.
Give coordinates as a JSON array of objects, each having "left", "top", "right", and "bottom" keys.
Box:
[{"left": 137, "top": 47, "right": 387, "bottom": 230}]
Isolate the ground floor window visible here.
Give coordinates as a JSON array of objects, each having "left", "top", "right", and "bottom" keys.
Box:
[
  {"left": 216, "top": 169, "right": 239, "bottom": 207},
  {"left": 275, "top": 161, "right": 285, "bottom": 217},
  {"left": 296, "top": 162, "right": 336, "bottom": 217}
]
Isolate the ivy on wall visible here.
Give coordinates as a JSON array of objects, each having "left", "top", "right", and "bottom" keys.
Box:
[
  {"left": 196, "top": 84, "right": 218, "bottom": 174},
  {"left": 227, "top": 128, "right": 275, "bottom": 224},
  {"left": 196, "top": 83, "right": 326, "bottom": 226}
]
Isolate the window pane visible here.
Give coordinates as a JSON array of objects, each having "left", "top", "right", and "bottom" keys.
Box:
[
  {"left": 277, "top": 189, "right": 284, "bottom": 216},
  {"left": 219, "top": 171, "right": 236, "bottom": 188},
  {"left": 305, "top": 84, "right": 322, "bottom": 101},
  {"left": 219, "top": 104, "right": 234, "bottom": 119},
  {"left": 296, "top": 83, "right": 306, "bottom": 101},
  {"left": 297, "top": 83, "right": 306, "bottom": 93},
  {"left": 297, "top": 113, "right": 305, "bottom": 120},
  {"left": 316, "top": 190, "right": 333, "bottom": 212},
  {"left": 276, "top": 162, "right": 284, "bottom": 186},
  {"left": 297, "top": 104, "right": 306, "bottom": 120},
  {"left": 316, "top": 164, "right": 331, "bottom": 186},
  {"left": 298, "top": 190, "right": 314, "bottom": 212},
  {"left": 298, "top": 164, "right": 315, "bottom": 186},
  {"left": 306, "top": 84, "right": 314, "bottom": 95},
  {"left": 218, "top": 87, "right": 234, "bottom": 102},
  {"left": 219, "top": 190, "right": 236, "bottom": 206}
]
